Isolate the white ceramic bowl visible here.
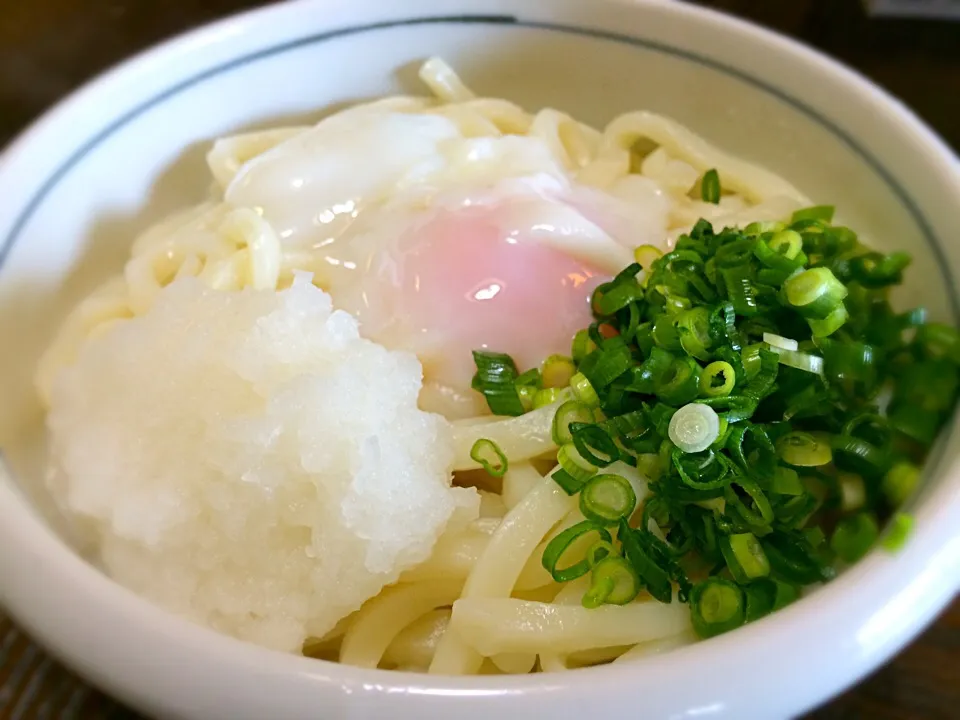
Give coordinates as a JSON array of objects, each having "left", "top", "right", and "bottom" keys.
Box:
[{"left": 0, "top": 1, "right": 958, "bottom": 718}]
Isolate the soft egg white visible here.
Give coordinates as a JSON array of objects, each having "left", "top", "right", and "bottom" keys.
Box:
[{"left": 220, "top": 105, "right": 670, "bottom": 418}]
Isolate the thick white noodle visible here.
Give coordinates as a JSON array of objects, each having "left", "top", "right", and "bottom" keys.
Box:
[
  {"left": 339, "top": 580, "right": 463, "bottom": 669},
  {"left": 450, "top": 596, "right": 692, "bottom": 656},
  {"left": 428, "top": 473, "right": 575, "bottom": 675},
  {"left": 452, "top": 402, "right": 561, "bottom": 471},
  {"left": 612, "top": 629, "right": 699, "bottom": 664},
  {"left": 206, "top": 127, "right": 310, "bottom": 189},
  {"left": 381, "top": 609, "right": 451, "bottom": 670},
  {"left": 601, "top": 112, "right": 811, "bottom": 204},
  {"left": 500, "top": 462, "right": 542, "bottom": 510},
  {"left": 399, "top": 518, "right": 498, "bottom": 584},
  {"left": 419, "top": 57, "right": 477, "bottom": 103}
]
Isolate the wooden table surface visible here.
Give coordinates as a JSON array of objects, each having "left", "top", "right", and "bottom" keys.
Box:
[{"left": 0, "top": 0, "right": 957, "bottom": 718}]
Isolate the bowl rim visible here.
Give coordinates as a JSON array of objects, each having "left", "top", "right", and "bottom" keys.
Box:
[{"left": 0, "top": 0, "right": 958, "bottom": 717}]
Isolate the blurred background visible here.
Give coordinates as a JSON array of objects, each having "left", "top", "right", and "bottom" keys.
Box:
[{"left": 0, "top": 1, "right": 957, "bottom": 718}]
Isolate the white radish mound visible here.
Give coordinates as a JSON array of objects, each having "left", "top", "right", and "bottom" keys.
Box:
[{"left": 45, "top": 274, "right": 478, "bottom": 652}]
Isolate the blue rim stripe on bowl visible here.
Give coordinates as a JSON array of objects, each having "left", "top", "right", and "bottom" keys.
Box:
[{"left": 0, "top": 14, "right": 956, "bottom": 322}]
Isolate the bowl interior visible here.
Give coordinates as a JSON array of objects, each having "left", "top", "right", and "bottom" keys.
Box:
[{"left": 0, "top": 1, "right": 958, "bottom": 718}]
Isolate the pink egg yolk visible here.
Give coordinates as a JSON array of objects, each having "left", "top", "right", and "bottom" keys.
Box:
[{"left": 356, "top": 202, "right": 609, "bottom": 411}]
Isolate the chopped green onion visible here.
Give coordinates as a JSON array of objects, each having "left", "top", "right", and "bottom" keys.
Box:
[
  {"left": 839, "top": 472, "right": 866, "bottom": 512},
  {"left": 571, "top": 329, "right": 595, "bottom": 364},
  {"left": 700, "top": 360, "right": 736, "bottom": 397},
  {"left": 701, "top": 169, "right": 721, "bottom": 204},
  {"left": 721, "top": 265, "right": 759, "bottom": 316},
  {"left": 570, "top": 372, "right": 600, "bottom": 407},
  {"left": 469, "top": 439, "right": 508, "bottom": 478},
  {"left": 557, "top": 443, "right": 599, "bottom": 484},
  {"left": 634, "top": 244, "right": 663, "bottom": 270},
  {"left": 677, "top": 307, "right": 714, "bottom": 360},
  {"left": 763, "top": 332, "right": 798, "bottom": 351},
  {"left": 471, "top": 351, "right": 526, "bottom": 416},
  {"left": 772, "top": 466, "right": 804, "bottom": 495},
  {"left": 808, "top": 304, "right": 849, "bottom": 337},
  {"left": 514, "top": 368, "right": 541, "bottom": 388},
  {"left": 831, "top": 512, "right": 879, "bottom": 563},
  {"left": 917, "top": 323, "right": 960, "bottom": 363},
  {"left": 792, "top": 205, "right": 835, "bottom": 223},
  {"left": 578, "top": 338, "right": 633, "bottom": 389},
  {"left": 542, "top": 355, "right": 576, "bottom": 388},
  {"left": 743, "top": 579, "right": 776, "bottom": 622},
  {"left": 618, "top": 519, "right": 678, "bottom": 603},
  {"left": 668, "top": 403, "right": 721, "bottom": 454},
  {"left": 690, "top": 578, "right": 745, "bottom": 638},
  {"left": 850, "top": 251, "right": 912, "bottom": 289},
  {"left": 570, "top": 423, "right": 619, "bottom": 468},
  {"left": 656, "top": 356, "right": 703, "bottom": 406},
  {"left": 744, "top": 220, "right": 786, "bottom": 236},
  {"left": 722, "top": 532, "right": 771, "bottom": 582},
  {"left": 882, "top": 513, "right": 913, "bottom": 552},
  {"left": 593, "top": 275, "right": 644, "bottom": 316},
  {"left": 768, "top": 229, "right": 804, "bottom": 260},
  {"left": 541, "top": 521, "right": 613, "bottom": 582},
  {"left": 777, "top": 432, "right": 832, "bottom": 467},
  {"left": 784, "top": 267, "right": 848, "bottom": 319},
  {"left": 533, "top": 387, "right": 564, "bottom": 409},
  {"left": 579, "top": 474, "right": 638, "bottom": 526},
  {"left": 551, "top": 400, "right": 593, "bottom": 445},
  {"left": 771, "top": 347, "right": 824, "bottom": 375},
  {"left": 582, "top": 556, "right": 642, "bottom": 608},
  {"left": 770, "top": 579, "right": 801, "bottom": 611},
  {"left": 740, "top": 344, "right": 764, "bottom": 379},
  {"left": 551, "top": 468, "right": 586, "bottom": 495},
  {"left": 883, "top": 462, "right": 920, "bottom": 507},
  {"left": 587, "top": 539, "right": 617, "bottom": 567},
  {"left": 830, "top": 434, "right": 889, "bottom": 478},
  {"left": 517, "top": 385, "right": 537, "bottom": 412},
  {"left": 652, "top": 314, "right": 683, "bottom": 352}
]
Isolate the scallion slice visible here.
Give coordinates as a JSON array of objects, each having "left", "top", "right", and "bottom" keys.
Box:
[
  {"left": 784, "top": 267, "right": 848, "bottom": 319},
  {"left": 533, "top": 387, "right": 564, "bottom": 409},
  {"left": 721, "top": 532, "right": 771, "bottom": 582},
  {"left": 634, "top": 244, "right": 663, "bottom": 270},
  {"left": 579, "top": 474, "right": 638, "bottom": 526},
  {"left": 763, "top": 332, "right": 798, "bottom": 351},
  {"left": 830, "top": 512, "right": 879, "bottom": 563},
  {"left": 808, "top": 304, "right": 849, "bottom": 337},
  {"left": 777, "top": 432, "right": 832, "bottom": 467},
  {"left": 883, "top": 462, "right": 920, "bottom": 507},
  {"left": 690, "top": 578, "right": 745, "bottom": 638},
  {"left": 791, "top": 205, "right": 835, "bottom": 223},
  {"left": 839, "top": 472, "right": 866, "bottom": 512},
  {"left": 558, "top": 443, "right": 599, "bottom": 483},
  {"left": 701, "top": 169, "right": 721, "bottom": 204},
  {"left": 541, "top": 520, "right": 613, "bottom": 582},
  {"left": 551, "top": 400, "right": 593, "bottom": 445},
  {"left": 582, "top": 556, "right": 641, "bottom": 608},
  {"left": 471, "top": 351, "right": 526, "bottom": 416},
  {"left": 469, "top": 439, "right": 508, "bottom": 478},
  {"left": 700, "top": 360, "right": 736, "bottom": 397},
  {"left": 882, "top": 513, "right": 913, "bottom": 552},
  {"left": 771, "top": 347, "right": 825, "bottom": 375},
  {"left": 669, "top": 403, "right": 721, "bottom": 454},
  {"left": 570, "top": 371, "right": 600, "bottom": 407},
  {"left": 656, "top": 356, "right": 703, "bottom": 406},
  {"left": 571, "top": 329, "right": 595, "bottom": 364},
  {"left": 542, "top": 355, "right": 576, "bottom": 388}
]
